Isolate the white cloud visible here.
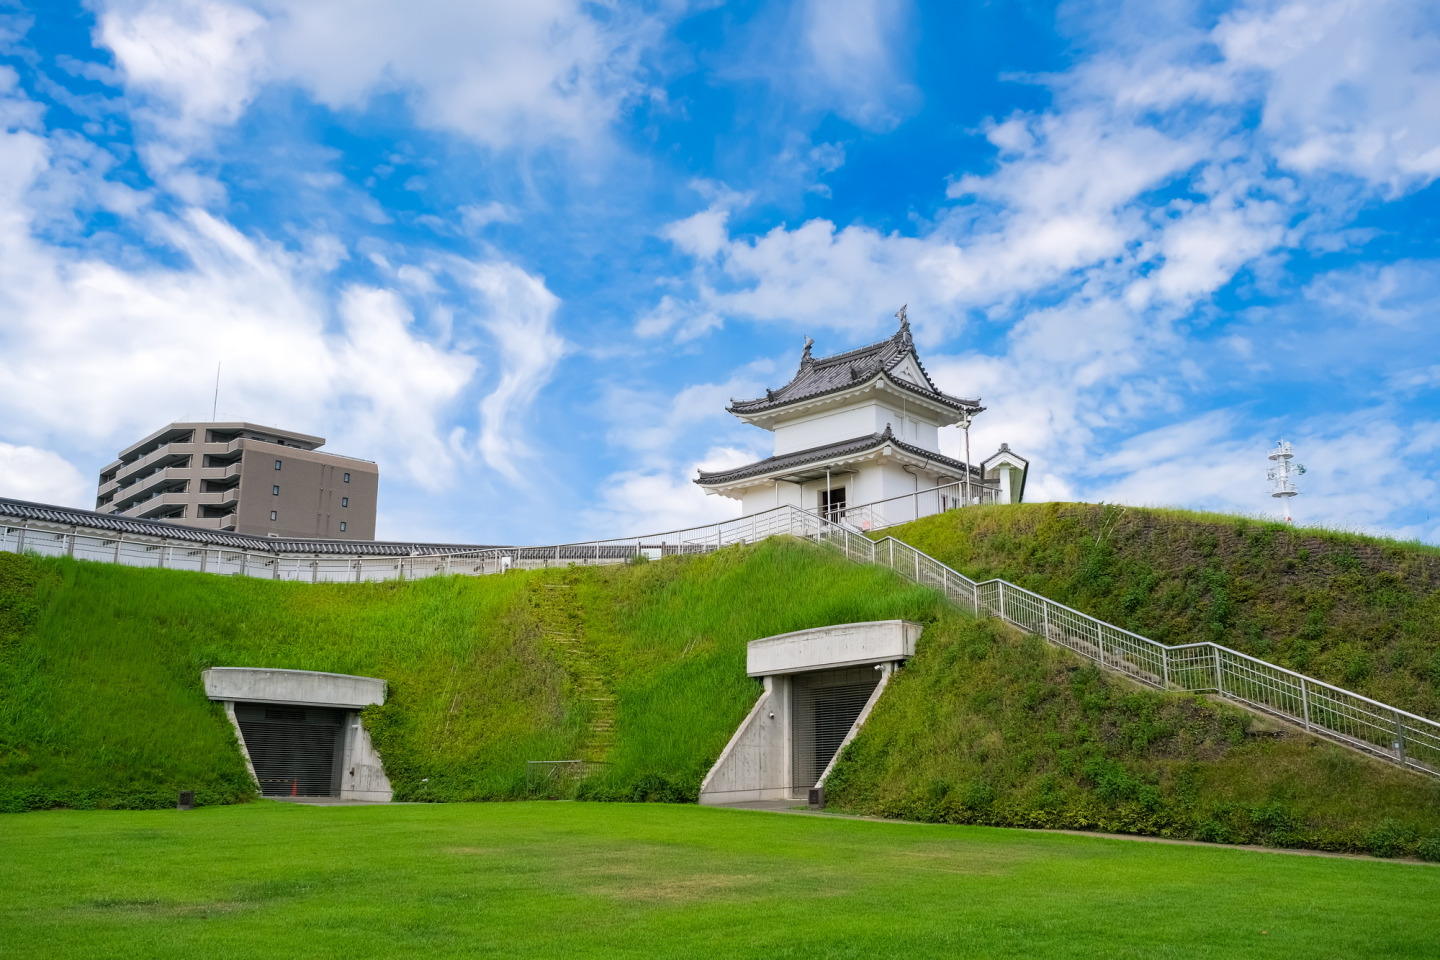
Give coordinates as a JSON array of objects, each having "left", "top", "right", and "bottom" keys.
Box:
[
  {"left": 799, "top": 0, "right": 919, "bottom": 131},
  {"left": 459, "top": 201, "right": 518, "bottom": 231},
  {"left": 95, "top": 0, "right": 660, "bottom": 167},
  {"left": 467, "top": 262, "right": 567, "bottom": 480},
  {"left": 602, "top": 369, "right": 770, "bottom": 456},
  {"left": 1078, "top": 408, "right": 1440, "bottom": 538},
  {"left": 0, "top": 76, "right": 547, "bottom": 498},
  {"left": 582, "top": 450, "right": 746, "bottom": 538},
  {"left": 1215, "top": 0, "right": 1440, "bottom": 192},
  {"left": 0, "top": 443, "right": 90, "bottom": 507},
  {"left": 98, "top": 0, "right": 267, "bottom": 138}
]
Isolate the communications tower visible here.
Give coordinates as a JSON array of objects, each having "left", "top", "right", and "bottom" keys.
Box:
[{"left": 1266, "top": 439, "right": 1306, "bottom": 523}]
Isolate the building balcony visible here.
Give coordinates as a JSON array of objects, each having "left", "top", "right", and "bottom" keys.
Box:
[
  {"left": 194, "top": 489, "right": 240, "bottom": 507},
  {"left": 116, "top": 492, "right": 192, "bottom": 520},
  {"left": 197, "top": 463, "right": 243, "bottom": 483},
  {"left": 108, "top": 467, "right": 192, "bottom": 512},
  {"left": 189, "top": 513, "right": 238, "bottom": 530},
  {"left": 114, "top": 443, "right": 197, "bottom": 486}
]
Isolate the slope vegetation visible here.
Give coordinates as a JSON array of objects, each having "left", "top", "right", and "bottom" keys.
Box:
[
  {"left": 879, "top": 503, "right": 1440, "bottom": 718},
  {"left": 0, "top": 542, "right": 944, "bottom": 811},
  {"left": 825, "top": 613, "right": 1440, "bottom": 858},
  {"left": 2, "top": 531, "right": 1439, "bottom": 858}
]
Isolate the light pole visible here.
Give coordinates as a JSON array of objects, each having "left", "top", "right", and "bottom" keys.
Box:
[{"left": 958, "top": 408, "right": 973, "bottom": 505}]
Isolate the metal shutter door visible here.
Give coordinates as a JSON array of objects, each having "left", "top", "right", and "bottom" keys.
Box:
[
  {"left": 791, "top": 667, "right": 881, "bottom": 793},
  {"left": 235, "top": 705, "right": 346, "bottom": 797}
]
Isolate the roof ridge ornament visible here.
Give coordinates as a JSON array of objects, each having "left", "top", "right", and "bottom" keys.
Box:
[
  {"left": 894, "top": 304, "right": 913, "bottom": 351},
  {"left": 801, "top": 335, "right": 815, "bottom": 368}
]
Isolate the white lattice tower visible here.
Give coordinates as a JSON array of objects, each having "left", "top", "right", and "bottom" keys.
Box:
[{"left": 1266, "top": 439, "right": 1304, "bottom": 522}]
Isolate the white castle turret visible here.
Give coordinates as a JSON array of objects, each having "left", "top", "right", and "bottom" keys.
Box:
[{"left": 696, "top": 309, "right": 1027, "bottom": 527}]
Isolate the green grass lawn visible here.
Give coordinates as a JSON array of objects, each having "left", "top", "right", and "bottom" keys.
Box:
[{"left": 1, "top": 802, "right": 1435, "bottom": 959}]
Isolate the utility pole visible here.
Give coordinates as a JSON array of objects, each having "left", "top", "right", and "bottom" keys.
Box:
[{"left": 958, "top": 408, "right": 973, "bottom": 505}]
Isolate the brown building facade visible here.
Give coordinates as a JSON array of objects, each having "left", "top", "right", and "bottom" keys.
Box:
[{"left": 96, "top": 422, "right": 379, "bottom": 540}]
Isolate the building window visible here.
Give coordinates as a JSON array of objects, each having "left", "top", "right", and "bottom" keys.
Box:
[
  {"left": 339, "top": 522, "right": 346, "bottom": 532},
  {"left": 272, "top": 485, "right": 280, "bottom": 495},
  {"left": 274, "top": 459, "right": 282, "bottom": 470},
  {"left": 270, "top": 510, "right": 277, "bottom": 521},
  {"left": 341, "top": 497, "right": 348, "bottom": 507},
  {"left": 343, "top": 472, "right": 350, "bottom": 483}
]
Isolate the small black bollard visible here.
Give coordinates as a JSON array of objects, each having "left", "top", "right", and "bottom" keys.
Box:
[
  {"left": 177, "top": 790, "right": 195, "bottom": 811},
  {"left": 808, "top": 786, "right": 824, "bottom": 810}
]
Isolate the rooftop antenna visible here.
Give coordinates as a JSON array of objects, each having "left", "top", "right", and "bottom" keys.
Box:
[
  {"left": 1266, "top": 439, "right": 1306, "bottom": 522},
  {"left": 211, "top": 362, "right": 221, "bottom": 422}
]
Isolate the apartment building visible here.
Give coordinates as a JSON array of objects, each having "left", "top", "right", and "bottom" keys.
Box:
[{"left": 95, "top": 422, "right": 378, "bottom": 540}]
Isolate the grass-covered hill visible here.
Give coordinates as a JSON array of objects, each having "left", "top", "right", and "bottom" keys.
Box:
[
  {"left": 0, "top": 542, "right": 943, "bottom": 812},
  {"left": 879, "top": 503, "right": 1440, "bottom": 719},
  {"left": 3, "top": 533, "right": 1440, "bottom": 857}
]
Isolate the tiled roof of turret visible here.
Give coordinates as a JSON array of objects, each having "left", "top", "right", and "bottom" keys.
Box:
[
  {"left": 728, "top": 314, "right": 982, "bottom": 416},
  {"left": 696, "top": 426, "right": 980, "bottom": 486}
]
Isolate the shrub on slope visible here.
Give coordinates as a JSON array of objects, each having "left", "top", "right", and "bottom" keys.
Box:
[
  {"left": 881, "top": 503, "right": 1440, "bottom": 718},
  {"left": 824, "top": 612, "right": 1440, "bottom": 859}
]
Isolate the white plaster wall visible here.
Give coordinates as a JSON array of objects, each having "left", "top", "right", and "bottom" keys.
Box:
[
  {"left": 851, "top": 463, "right": 886, "bottom": 506},
  {"left": 868, "top": 399, "right": 939, "bottom": 450},
  {"left": 773, "top": 403, "right": 879, "bottom": 455},
  {"left": 769, "top": 397, "right": 944, "bottom": 457},
  {"left": 739, "top": 481, "right": 804, "bottom": 515}
]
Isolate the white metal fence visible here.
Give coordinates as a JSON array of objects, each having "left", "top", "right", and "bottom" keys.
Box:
[
  {"left": 4, "top": 499, "right": 1437, "bottom": 778},
  {"left": 808, "top": 481, "right": 1002, "bottom": 532}
]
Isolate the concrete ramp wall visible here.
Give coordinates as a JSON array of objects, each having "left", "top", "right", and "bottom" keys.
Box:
[
  {"left": 699, "top": 620, "right": 922, "bottom": 806},
  {"left": 698, "top": 680, "right": 792, "bottom": 805}
]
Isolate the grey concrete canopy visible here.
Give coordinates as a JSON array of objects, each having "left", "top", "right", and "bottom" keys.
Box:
[
  {"left": 746, "top": 620, "right": 923, "bottom": 677},
  {"left": 202, "top": 667, "right": 386, "bottom": 710}
]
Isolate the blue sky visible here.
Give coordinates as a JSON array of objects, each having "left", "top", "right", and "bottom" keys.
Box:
[{"left": 2, "top": 0, "right": 1439, "bottom": 544}]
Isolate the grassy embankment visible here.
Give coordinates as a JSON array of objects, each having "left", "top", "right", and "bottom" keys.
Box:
[
  {"left": 877, "top": 502, "right": 1440, "bottom": 716},
  {"left": 3, "top": 802, "right": 1439, "bottom": 960},
  {"left": 0, "top": 541, "right": 943, "bottom": 811},
  {"left": 823, "top": 504, "right": 1440, "bottom": 857},
  {"left": 4, "top": 524, "right": 1440, "bottom": 858}
]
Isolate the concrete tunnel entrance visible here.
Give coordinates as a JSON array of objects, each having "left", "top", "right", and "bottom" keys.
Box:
[
  {"left": 203, "top": 667, "right": 395, "bottom": 802},
  {"left": 698, "top": 620, "right": 923, "bottom": 806}
]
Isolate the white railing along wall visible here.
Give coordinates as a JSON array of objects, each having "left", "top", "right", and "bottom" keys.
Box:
[
  {"left": 806, "top": 480, "right": 1002, "bottom": 532},
  {"left": 3, "top": 501, "right": 1436, "bottom": 779}
]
